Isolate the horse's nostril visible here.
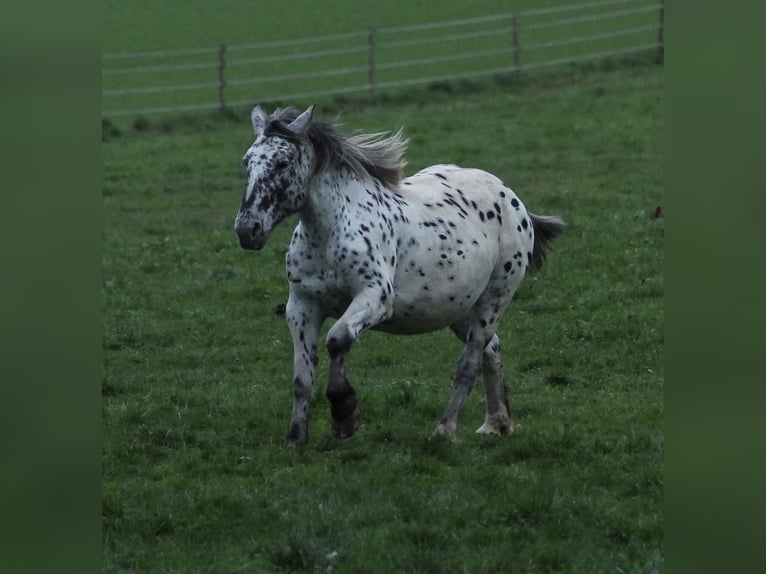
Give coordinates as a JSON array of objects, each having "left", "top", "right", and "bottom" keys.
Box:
[{"left": 252, "top": 222, "right": 261, "bottom": 235}]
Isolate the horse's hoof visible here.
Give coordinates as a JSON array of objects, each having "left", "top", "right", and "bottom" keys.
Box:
[
  {"left": 285, "top": 439, "right": 305, "bottom": 447},
  {"left": 331, "top": 406, "right": 361, "bottom": 439},
  {"left": 431, "top": 423, "right": 458, "bottom": 443},
  {"left": 475, "top": 416, "right": 514, "bottom": 436}
]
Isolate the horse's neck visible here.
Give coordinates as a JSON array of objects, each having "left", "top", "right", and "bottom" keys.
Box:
[{"left": 300, "top": 170, "right": 368, "bottom": 240}]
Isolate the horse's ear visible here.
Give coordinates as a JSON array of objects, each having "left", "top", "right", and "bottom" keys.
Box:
[
  {"left": 251, "top": 105, "right": 269, "bottom": 136},
  {"left": 286, "top": 105, "right": 315, "bottom": 137}
]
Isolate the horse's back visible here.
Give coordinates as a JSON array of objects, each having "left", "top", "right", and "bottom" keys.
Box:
[
  {"left": 403, "top": 164, "right": 504, "bottom": 194},
  {"left": 399, "top": 164, "right": 534, "bottom": 257}
]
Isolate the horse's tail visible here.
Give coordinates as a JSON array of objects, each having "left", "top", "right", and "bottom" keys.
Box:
[{"left": 529, "top": 213, "right": 566, "bottom": 272}]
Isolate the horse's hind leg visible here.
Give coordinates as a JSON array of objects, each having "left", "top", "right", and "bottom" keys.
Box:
[
  {"left": 434, "top": 333, "right": 484, "bottom": 441},
  {"left": 476, "top": 334, "right": 513, "bottom": 435},
  {"left": 446, "top": 326, "right": 512, "bottom": 437},
  {"left": 437, "top": 274, "right": 521, "bottom": 440}
]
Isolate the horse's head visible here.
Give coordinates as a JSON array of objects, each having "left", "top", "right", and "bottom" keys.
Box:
[{"left": 234, "top": 105, "right": 315, "bottom": 250}]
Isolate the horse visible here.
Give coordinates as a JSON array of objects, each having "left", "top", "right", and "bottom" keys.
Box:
[{"left": 234, "top": 105, "right": 565, "bottom": 446}]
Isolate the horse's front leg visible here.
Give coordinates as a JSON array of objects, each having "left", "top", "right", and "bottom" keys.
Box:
[
  {"left": 285, "top": 294, "right": 323, "bottom": 446},
  {"left": 326, "top": 283, "right": 394, "bottom": 438}
]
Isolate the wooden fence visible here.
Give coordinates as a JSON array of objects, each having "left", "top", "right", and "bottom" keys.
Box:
[{"left": 102, "top": 0, "right": 664, "bottom": 118}]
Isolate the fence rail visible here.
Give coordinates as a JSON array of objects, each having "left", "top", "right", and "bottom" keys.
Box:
[{"left": 102, "top": 0, "right": 664, "bottom": 118}]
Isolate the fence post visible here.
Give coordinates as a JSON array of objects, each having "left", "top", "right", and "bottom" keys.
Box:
[
  {"left": 217, "top": 44, "right": 227, "bottom": 112},
  {"left": 656, "top": 1, "right": 664, "bottom": 65},
  {"left": 367, "top": 27, "right": 376, "bottom": 100},
  {"left": 511, "top": 12, "right": 522, "bottom": 77}
]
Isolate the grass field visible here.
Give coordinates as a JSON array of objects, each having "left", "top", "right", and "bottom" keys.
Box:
[
  {"left": 102, "top": 0, "right": 661, "bottom": 119},
  {"left": 102, "top": 59, "right": 663, "bottom": 572},
  {"left": 102, "top": 0, "right": 602, "bottom": 52}
]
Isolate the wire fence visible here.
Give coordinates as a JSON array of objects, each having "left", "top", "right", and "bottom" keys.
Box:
[{"left": 102, "top": 0, "right": 664, "bottom": 119}]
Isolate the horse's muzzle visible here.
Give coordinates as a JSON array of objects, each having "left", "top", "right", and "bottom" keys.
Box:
[{"left": 235, "top": 219, "right": 266, "bottom": 250}]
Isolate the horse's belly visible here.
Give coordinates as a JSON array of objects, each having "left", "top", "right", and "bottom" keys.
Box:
[
  {"left": 374, "top": 306, "right": 469, "bottom": 334},
  {"left": 374, "top": 277, "right": 488, "bottom": 335}
]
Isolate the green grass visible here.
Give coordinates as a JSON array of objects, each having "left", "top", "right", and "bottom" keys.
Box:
[
  {"left": 103, "top": 63, "right": 663, "bottom": 572},
  {"left": 102, "top": 0, "right": 605, "bottom": 52}
]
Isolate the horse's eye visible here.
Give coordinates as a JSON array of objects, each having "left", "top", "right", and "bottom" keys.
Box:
[{"left": 274, "top": 159, "right": 290, "bottom": 171}]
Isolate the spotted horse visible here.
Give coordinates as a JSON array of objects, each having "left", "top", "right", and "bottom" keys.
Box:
[{"left": 234, "top": 105, "right": 565, "bottom": 446}]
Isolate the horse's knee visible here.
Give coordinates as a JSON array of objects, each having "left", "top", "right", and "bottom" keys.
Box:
[{"left": 327, "top": 323, "right": 353, "bottom": 358}]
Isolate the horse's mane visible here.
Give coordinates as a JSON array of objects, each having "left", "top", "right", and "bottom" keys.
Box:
[{"left": 266, "top": 107, "right": 408, "bottom": 188}]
